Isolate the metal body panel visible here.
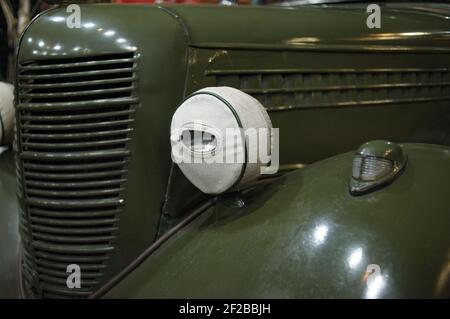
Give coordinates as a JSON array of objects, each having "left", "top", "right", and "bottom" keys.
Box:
[
  {"left": 0, "top": 149, "right": 20, "bottom": 298},
  {"left": 165, "top": 3, "right": 450, "bottom": 51},
  {"left": 16, "top": 5, "right": 189, "bottom": 297},
  {"left": 12, "top": 3, "right": 450, "bottom": 298},
  {"left": 166, "top": 3, "right": 450, "bottom": 218},
  {"left": 186, "top": 48, "right": 450, "bottom": 165},
  {"left": 106, "top": 144, "right": 450, "bottom": 298}
]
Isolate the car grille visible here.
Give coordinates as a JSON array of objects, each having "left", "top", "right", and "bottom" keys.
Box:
[
  {"left": 209, "top": 68, "right": 450, "bottom": 111},
  {"left": 16, "top": 52, "right": 139, "bottom": 298}
]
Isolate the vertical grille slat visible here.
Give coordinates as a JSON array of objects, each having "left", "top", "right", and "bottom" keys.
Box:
[{"left": 17, "top": 52, "right": 138, "bottom": 298}]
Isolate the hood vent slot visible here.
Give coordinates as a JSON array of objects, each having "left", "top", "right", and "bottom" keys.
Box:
[{"left": 209, "top": 68, "right": 450, "bottom": 111}]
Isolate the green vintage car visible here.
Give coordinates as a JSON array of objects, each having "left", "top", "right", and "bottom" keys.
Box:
[{"left": 1, "top": 1, "right": 450, "bottom": 299}]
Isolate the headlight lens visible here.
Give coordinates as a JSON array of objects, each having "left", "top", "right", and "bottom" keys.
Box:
[{"left": 181, "top": 130, "right": 217, "bottom": 155}]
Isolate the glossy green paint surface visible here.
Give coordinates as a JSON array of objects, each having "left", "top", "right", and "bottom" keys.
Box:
[
  {"left": 186, "top": 47, "right": 450, "bottom": 159},
  {"left": 0, "top": 149, "right": 20, "bottom": 298},
  {"left": 15, "top": 3, "right": 450, "bottom": 297},
  {"left": 356, "top": 140, "right": 405, "bottom": 161},
  {"left": 18, "top": 4, "right": 189, "bottom": 285},
  {"left": 166, "top": 3, "right": 450, "bottom": 51},
  {"left": 106, "top": 144, "right": 450, "bottom": 298},
  {"left": 19, "top": 3, "right": 450, "bottom": 232},
  {"left": 164, "top": 3, "right": 450, "bottom": 218}
]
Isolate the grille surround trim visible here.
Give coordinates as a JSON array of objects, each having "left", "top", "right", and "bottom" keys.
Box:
[{"left": 17, "top": 52, "right": 139, "bottom": 298}]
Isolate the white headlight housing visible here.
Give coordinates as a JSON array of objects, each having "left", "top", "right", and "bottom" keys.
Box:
[
  {"left": 0, "top": 82, "right": 14, "bottom": 146},
  {"left": 171, "top": 87, "right": 277, "bottom": 194}
]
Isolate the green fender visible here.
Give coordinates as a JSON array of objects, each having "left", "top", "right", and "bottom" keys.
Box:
[
  {"left": 105, "top": 143, "right": 450, "bottom": 298},
  {"left": 0, "top": 148, "right": 20, "bottom": 298}
]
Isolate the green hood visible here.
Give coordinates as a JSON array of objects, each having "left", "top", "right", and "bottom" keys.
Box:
[{"left": 105, "top": 143, "right": 450, "bottom": 298}]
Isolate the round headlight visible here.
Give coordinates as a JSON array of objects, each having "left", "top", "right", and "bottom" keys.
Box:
[
  {"left": 350, "top": 140, "right": 407, "bottom": 195},
  {"left": 170, "top": 87, "right": 276, "bottom": 194}
]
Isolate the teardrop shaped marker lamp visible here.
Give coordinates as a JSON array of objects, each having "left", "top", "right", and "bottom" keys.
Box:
[{"left": 350, "top": 140, "right": 407, "bottom": 195}]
